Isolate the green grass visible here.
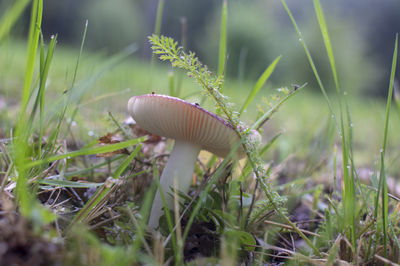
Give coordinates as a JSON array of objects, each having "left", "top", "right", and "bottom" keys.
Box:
[{"left": 0, "top": 0, "right": 400, "bottom": 264}]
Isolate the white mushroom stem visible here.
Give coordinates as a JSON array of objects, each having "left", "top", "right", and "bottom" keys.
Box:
[{"left": 148, "top": 139, "right": 201, "bottom": 229}]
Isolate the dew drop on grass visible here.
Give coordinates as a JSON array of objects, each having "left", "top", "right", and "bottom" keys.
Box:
[
  {"left": 346, "top": 165, "right": 350, "bottom": 169},
  {"left": 380, "top": 148, "right": 383, "bottom": 153},
  {"left": 71, "top": 121, "right": 77, "bottom": 127},
  {"left": 350, "top": 123, "right": 354, "bottom": 127},
  {"left": 88, "top": 130, "right": 94, "bottom": 136}
]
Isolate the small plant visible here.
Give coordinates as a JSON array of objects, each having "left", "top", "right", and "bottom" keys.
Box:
[{"left": 149, "top": 33, "right": 322, "bottom": 258}]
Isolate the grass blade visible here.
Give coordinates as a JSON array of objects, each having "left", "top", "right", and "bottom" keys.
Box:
[
  {"left": 20, "top": 0, "right": 43, "bottom": 114},
  {"left": 377, "top": 33, "right": 398, "bottom": 259},
  {"left": 26, "top": 136, "right": 146, "bottom": 168},
  {"left": 151, "top": 0, "right": 165, "bottom": 66},
  {"left": 14, "top": 0, "right": 44, "bottom": 220},
  {"left": 154, "top": 0, "right": 165, "bottom": 37},
  {"left": 312, "top": 0, "right": 357, "bottom": 247},
  {"left": 0, "top": 0, "right": 31, "bottom": 42},
  {"left": 312, "top": 0, "right": 340, "bottom": 92},
  {"left": 45, "top": 21, "right": 88, "bottom": 155},
  {"left": 280, "top": 0, "right": 337, "bottom": 127},
  {"left": 70, "top": 20, "right": 88, "bottom": 93},
  {"left": 34, "top": 35, "right": 57, "bottom": 156},
  {"left": 39, "top": 180, "right": 104, "bottom": 188},
  {"left": 282, "top": 0, "right": 358, "bottom": 248},
  {"left": 239, "top": 55, "right": 281, "bottom": 115}
]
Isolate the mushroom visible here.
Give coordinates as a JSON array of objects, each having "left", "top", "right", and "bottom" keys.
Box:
[{"left": 128, "top": 94, "right": 260, "bottom": 229}]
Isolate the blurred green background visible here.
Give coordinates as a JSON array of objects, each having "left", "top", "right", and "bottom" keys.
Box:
[
  {"left": 2, "top": 0, "right": 399, "bottom": 95},
  {"left": 0, "top": 0, "right": 399, "bottom": 172}
]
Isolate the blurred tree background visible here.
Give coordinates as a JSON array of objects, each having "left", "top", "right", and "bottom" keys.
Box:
[{"left": 2, "top": 0, "right": 400, "bottom": 96}]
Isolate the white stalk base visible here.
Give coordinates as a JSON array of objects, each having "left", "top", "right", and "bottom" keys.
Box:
[{"left": 148, "top": 140, "right": 201, "bottom": 230}]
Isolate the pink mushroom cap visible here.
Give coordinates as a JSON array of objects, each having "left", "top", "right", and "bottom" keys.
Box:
[{"left": 128, "top": 94, "right": 259, "bottom": 158}]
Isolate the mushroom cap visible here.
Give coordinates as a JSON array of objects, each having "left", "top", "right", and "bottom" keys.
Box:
[{"left": 128, "top": 94, "right": 259, "bottom": 158}]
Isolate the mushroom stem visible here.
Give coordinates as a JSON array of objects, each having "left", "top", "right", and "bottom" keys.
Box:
[{"left": 148, "top": 140, "right": 201, "bottom": 229}]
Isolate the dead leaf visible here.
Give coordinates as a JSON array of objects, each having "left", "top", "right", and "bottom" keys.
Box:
[{"left": 97, "top": 133, "right": 129, "bottom": 157}]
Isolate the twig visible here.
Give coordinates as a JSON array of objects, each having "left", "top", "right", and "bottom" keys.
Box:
[
  {"left": 88, "top": 214, "right": 121, "bottom": 230},
  {"left": 126, "top": 207, "right": 152, "bottom": 255},
  {"left": 264, "top": 220, "right": 320, "bottom": 237},
  {"left": 374, "top": 254, "right": 400, "bottom": 266}
]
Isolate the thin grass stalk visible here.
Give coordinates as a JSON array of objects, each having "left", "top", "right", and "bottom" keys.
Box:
[
  {"left": 15, "top": 0, "right": 43, "bottom": 218},
  {"left": 205, "top": 6, "right": 226, "bottom": 163},
  {"left": 38, "top": 35, "right": 45, "bottom": 156},
  {"left": 152, "top": 162, "right": 179, "bottom": 265},
  {"left": 67, "top": 44, "right": 137, "bottom": 128},
  {"left": 151, "top": 0, "right": 165, "bottom": 66},
  {"left": 70, "top": 21, "right": 88, "bottom": 91},
  {"left": 173, "top": 180, "right": 183, "bottom": 266},
  {"left": 20, "top": 0, "right": 42, "bottom": 114},
  {"left": 132, "top": 182, "right": 157, "bottom": 258},
  {"left": 202, "top": 0, "right": 228, "bottom": 106},
  {"left": 282, "top": 0, "right": 357, "bottom": 248},
  {"left": 37, "top": 35, "right": 57, "bottom": 157},
  {"left": 312, "top": 0, "right": 340, "bottom": 92},
  {"left": 280, "top": 0, "right": 338, "bottom": 129},
  {"left": 312, "top": 0, "right": 357, "bottom": 247},
  {"left": 51, "top": 20, "right": 88, "bottom": 153},
  {"left": 341, "top": 114, "right": 356, "bottom": 246},
  {"left": 378, "top": 33, "right": 398, "bottom": 259},
  {"left": 175, "top": 17, "right": 187, "bottom": 97},
  {"left": 283, "top": 0, "right": 355, "bottom": 254},
  {"left": 154, "top": 0, "right": 164, "bottom": 38}
]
